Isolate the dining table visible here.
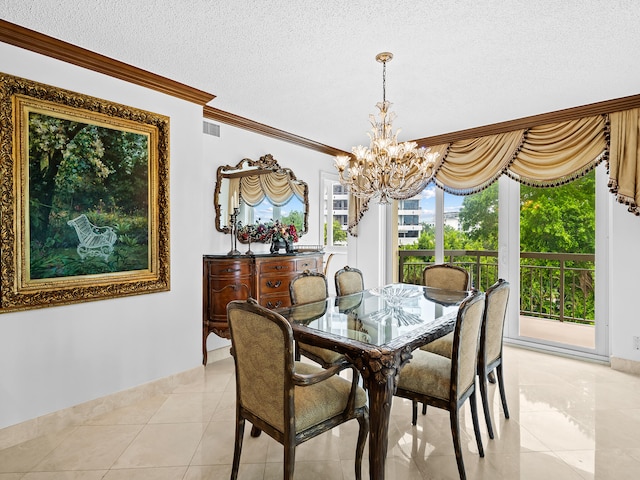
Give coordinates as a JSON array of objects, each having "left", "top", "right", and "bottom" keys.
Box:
[{"left": 278, "top": 283, "right": 470, "bottom": 480}]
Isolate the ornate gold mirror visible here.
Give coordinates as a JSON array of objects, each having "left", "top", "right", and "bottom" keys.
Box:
[{"left": 214, "top": 154, "right": 309, "bottom": 243}]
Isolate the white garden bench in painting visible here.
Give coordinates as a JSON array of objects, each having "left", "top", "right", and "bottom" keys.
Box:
[{"left": 67, "top": 214, "right": 117, "bottom": 261}]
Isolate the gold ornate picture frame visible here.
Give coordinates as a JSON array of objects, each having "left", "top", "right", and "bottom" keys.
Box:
[{"left": 0, "top": 73, "right": 170, "bottom": 312}]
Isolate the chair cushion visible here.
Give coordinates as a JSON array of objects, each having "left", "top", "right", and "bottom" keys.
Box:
[
  {"left": 294, "top": 362, "right": 367, "bottom": 432},
  {"left": 420, "top": 331, "right": 453, "bottom": 358},
  {"left": 397, "top": 350, "right": 451, "bottom": 401},
  {"left": 299, "top": 343, "right": 346, "bottom": 365}
]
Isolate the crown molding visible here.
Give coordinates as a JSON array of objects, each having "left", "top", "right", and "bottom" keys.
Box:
[
  {"left": 412, "top": 93, "right": 640, "bottom": 147},
  {"left": 203, "top": 106, "right": 350, "bottom": 157},
  {"left": 0, "top": 19, "right": 215, "bottom": 105}
]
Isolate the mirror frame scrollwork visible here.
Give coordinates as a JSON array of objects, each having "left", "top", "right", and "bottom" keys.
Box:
[{"left": 214, "top": 154, "right": 309, "bottom": 241}]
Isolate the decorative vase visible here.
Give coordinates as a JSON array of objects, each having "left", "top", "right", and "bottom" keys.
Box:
[
  {"left": 285, "top": 239, "right": 294, "bottom": 253},
  {"left": 270, "top": 238, "right": 286, "bottom": 254}
]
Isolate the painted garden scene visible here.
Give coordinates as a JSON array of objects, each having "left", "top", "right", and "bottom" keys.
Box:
[{"left": 27, "top": 111, "right": 150, "bottom": 280}]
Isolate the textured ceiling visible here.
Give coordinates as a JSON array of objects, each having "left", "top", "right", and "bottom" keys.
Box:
[{"left": 2, "top": 1, "right": 640, "bottom": 152}]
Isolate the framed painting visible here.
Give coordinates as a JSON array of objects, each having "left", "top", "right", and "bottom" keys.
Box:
[{"left": 0, "top": 73, "right": 170, "bottom": 312}]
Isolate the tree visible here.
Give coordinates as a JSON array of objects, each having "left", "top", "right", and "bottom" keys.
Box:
[
  {"left": 324, "top": 219, "right": 347, "bottom": 244},
  {"left": 280, "top": 209, "right": 305, "bottom": 233},
  {"left": 28, "top": 113, "right": 149, "bottom": 243},
  {"left": 520, "top": 171, "right": 595, "bottom": 254},
  {"left": 458, "top": 183, "right": 499, "bottom": 250}
]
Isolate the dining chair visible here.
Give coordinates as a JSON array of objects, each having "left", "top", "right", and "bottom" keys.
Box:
[
  {"left": 227, "top": 298, "right": 369, "bottom": 480},
  {"left": 420, "top": 279, "right": 511, "bottom": 439},
  {"left": 395, "top": 290, "right": 486, "bottom": 480},
  {"left": 334, "top": 265, "right": 364, "bottom": 296},
  {"left": 289, "top": 270, "right": 346, "bottom": 368},
  {"left": 423, "top": 263, "right": 470, "bottom": 291}
]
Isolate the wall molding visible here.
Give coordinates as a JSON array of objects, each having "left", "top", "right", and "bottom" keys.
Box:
[
  {"left": 203, "top": 106, "right": 349, "bottom": 156},
  {"left": 412, "top": 93, "right": 640, "bottom": 147},
  {"left": 0, "top": 19, "right": 215, "bottom": 106}
]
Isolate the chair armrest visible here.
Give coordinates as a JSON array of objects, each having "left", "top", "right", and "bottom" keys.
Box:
[
  {"left": 293, "top": 363, "right": 361, "bottom": 416},
  {"left": 292, "top": 363, "right": 343, "bottom": 386}
]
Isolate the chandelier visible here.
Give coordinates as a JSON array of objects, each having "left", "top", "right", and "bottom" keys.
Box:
[{"left": 334, "top": 52, "right": 439, "bottom": 204}]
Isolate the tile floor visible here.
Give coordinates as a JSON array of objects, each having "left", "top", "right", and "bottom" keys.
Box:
[{"left": 2, "top": 345, "right": 640, "bottom": 479}]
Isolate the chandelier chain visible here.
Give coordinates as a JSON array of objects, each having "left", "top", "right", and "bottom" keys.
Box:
[{"left": 382, "top": 58, "right": 386, "bottom": 103}]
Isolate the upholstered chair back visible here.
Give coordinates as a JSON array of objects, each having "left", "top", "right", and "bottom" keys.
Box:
[
  {"left": 483, "top": 279, "right": 510, "bottom": 365},
  {"left": 451, "top": 293, "right": 486, "bottom": 400},
  {"left": 423, "top": 264, "right": 470, "bottom": 291},
  {"left": 335, "top": 266, "right": 365, "bottom": 296},
  {"left": 227, "top": 299, "right": 292, "bottom": 432},
  {"left": 290, "top": 270, "right": 328, "bottom": 305}
]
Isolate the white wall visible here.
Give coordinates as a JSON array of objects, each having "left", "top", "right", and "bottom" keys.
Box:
[
  {"left": 609, "top": 200, "right": 640, "bottom": 363},
  {"left": 202, "top": 124, "right": 335, "bottom": 351},
  {"left": 0, "top": 43, "right": 204, "bottom": 429}
]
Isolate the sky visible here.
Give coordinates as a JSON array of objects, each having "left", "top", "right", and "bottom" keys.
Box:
[{"left": 418, "top": 185, "right": 464, "bottom": 224}]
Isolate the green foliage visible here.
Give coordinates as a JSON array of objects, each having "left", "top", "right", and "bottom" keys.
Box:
[
  {"left": 28, "top": 113, "right": 149, "bottom": 244},
  {"left": 323, "top": 219, "right": 347, "bottom": 244},
  {"left": 280, "top": 210, "right": 304, "bottom": 234},
  {"left": 29, "top": 243, "right": 148, "bottom": 279},
  {"left": 520, "top": 172, "right": 595, "bottom": 254},
  {"left": 458, "top": 183, "right": 499, "bottom": 250}
]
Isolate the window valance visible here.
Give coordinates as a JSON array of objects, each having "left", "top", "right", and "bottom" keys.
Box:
[
  {"left": 347, "top": 107, "right": 640, "bottom": 234},
  {"left": 239, "top": 171, "right": 305, "bottom": 207}
]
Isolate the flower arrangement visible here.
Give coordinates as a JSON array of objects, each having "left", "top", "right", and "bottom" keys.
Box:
[{"left": 237, "top": 219, "right": 299, "bottom": 244}]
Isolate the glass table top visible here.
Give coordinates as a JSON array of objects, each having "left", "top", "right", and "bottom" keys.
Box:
[{"left": 282, "top": 283, "right": 470, "bottom": 347}]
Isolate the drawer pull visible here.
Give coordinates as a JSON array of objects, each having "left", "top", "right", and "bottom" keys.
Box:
[
  {"left": 266, "top": 280, "right": 282, "bottom": 288},
  {"left": 267, "top": 300, "right": 283, "bottom": 309},
  {"left": 274, "top": 265, "right": 285, "bottom": 270},
  {"left": 222, "top": 267, "right": 240, "bottom": 273}
]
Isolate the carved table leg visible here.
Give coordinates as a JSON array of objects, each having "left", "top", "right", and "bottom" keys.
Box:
[
  {"left": 366, "top": 370, "right": 396, "bottom": 480},
  {"left": 355, "top": 347, "right": 412, "bottom": 480}
]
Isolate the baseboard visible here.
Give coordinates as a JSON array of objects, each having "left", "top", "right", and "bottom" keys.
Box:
[
  {"left": 0, "top": 366, "right": 203, "bottom": 450},
  {"left": 206, "top": 345, "right": 232, "bottom": 364},
  {"left": 610, "top": 356, "right": 640, "bottom": 375}
]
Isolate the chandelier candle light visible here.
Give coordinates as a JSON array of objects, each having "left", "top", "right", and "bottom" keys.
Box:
[{"left": 334, "top": 52, "right": 439, "bottom": 204}]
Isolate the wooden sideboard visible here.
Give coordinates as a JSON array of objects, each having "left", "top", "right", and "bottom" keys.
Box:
[{"left": 202, "top": 252, "right": 323, "bottom": 364}]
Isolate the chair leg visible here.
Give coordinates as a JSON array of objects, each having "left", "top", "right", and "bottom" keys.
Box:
[
  {"left": 355, "top": 413, "right": 369, "bottom": 480},
  {"left": 231, "top": 417, "right": 245, "bottom": 480},
  {"left": 412, "top": 400, "right": 418, "bottom": 425},
  {"left": 284, "top": 442, "right": 295, "bottom": 480},
  {"left": 469, "top": 390, "right": 485, "bottom": 457},
  {"left": 450, "top": 407, "right": 467, "bottom": 480},
  {"left": 496, "top": 363, "right": 510, "bottom": 419},
  {"left": 422, "top": 403, "right": 427, "bottom": 415},
  {"left": 479, "top": 369, "right": 494, "bottom": 439}
]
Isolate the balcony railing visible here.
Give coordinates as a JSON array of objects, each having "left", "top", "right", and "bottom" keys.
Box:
[{"left": 398, "top": 249, "right": 595, "bottom": 325}]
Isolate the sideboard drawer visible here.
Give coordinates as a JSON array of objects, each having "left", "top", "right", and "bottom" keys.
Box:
[
  {"left": 257, "top": 259, "right": 296, "bottom": 274},
  {"left": 258, "top": 294, "right": 291, "bottom": 310},
  {"left": 207, "top": 260, "right": 252, "bottom": 277},
  {"left": 257, "top": 276, "right": 290, "bottom": 294},
  {"left": 296, "top": 257, "right": 319, "bottom": 272}
]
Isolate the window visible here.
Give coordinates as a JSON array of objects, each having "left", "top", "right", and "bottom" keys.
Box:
[{"left": 321, "top": 173, "right": 348, "bottom": 248}]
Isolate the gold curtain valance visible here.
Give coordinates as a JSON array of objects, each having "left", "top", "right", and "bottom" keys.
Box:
[
  {"left": 240, "top": 171, "right": 305, "bottom": 207},
  {"left": 347, "top": 110, "right": 638, "bottom": 233}
]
